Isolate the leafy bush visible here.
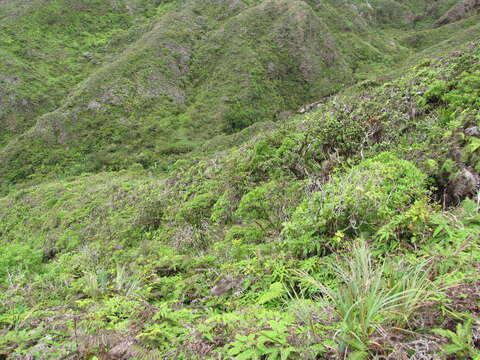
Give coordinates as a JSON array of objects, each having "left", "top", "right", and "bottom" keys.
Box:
[
  {"left": 420, "top": 70, "right": 480, "bottom": 112},
  {"left": 226, "top": 320, "right": 303, "bottom": 360},
  {"left": 312, "top": 111, "right": 367, "bottom": 157},
  {"left": 176, "top": 192, "right": 218, "bottom": 228},
  {"left": 419, "top": 80, "right": 449, "bottom": 108},
  {"left": 236, "top": 180, "right": 304, "bottom": 233},
  {"left": 211, "top": 192, "right": 234, "bottom": 224},
  {"left": 138, "top": 304, "right": 198, "bottom": 351},
  {"left": 0, "top": 244, "right": 43, "bottom": 282},
  {"left": 444, "top": 70, "right": 480, "bottom": 109},
  {"left": 376, "top": 199, "right": 438, "bottom": 247},
  {"left": 226, "top": 225, "right": 266, "bottom": 245},
  {"left": 433, "top": 319, "right": 480, "bottom": 359},
  {"left": 282, "top": 153, "right": 427, "bottom": 256}
]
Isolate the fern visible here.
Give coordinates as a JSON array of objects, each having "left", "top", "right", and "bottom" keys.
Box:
[
  {"left": 258, "top": 282, "right": 285, "bottom": 305},
  {"left": 433, "top": 319, "right": 480, "bottom": 359}
]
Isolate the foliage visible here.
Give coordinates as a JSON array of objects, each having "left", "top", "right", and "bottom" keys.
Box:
[
  {"left": 1, "top": 5, "right": 480, "bottom": 358},
  {"left": 282, "top": 153, "right": 427, "bottom": 257},
  {"left": 433, "top": 319, "right": 480, "bottom": 359},
  {"left": 236, "top": 180, "right": 305, "bottom": 233},
  {"left": 138, "top": 304, "right": 197, "bottom": 351},
  {"left": 226, "top": 321, "right": 302, "bottom": 360},
  {"left": 298, "top": 242, "right": 433, "bottom": 356},
  {"left": 0, "top": 244, "right": 43, "bottom": 282}
]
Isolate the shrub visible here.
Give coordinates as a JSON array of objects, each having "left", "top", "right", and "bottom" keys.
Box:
[
  {"left": 176, "top": 192, "right": 218, "bottom": 228},
  {"left": 136, "top": 199, "right": 164, "bottom": 230},
  {"left": 236, "top": 180, "right": 305, "bottom": 233},
  {"left": 375, "top": 199, "right": 438, "bottom": 248},
  {"left": 433, "top": 319, "right": 480, "bottom": 359},
  {"left": 313, "top": 111, "right": 366, "bottom": 157},
  {"left": 0, "top": 244, "right": 43, "bottom": 282},
  {"left": 210, "top": 192, "right": 232, "bottom": 224},
  {"left": 419, "top": 80, "right": 448, "bottom": 108},
  {"left": 444, "top": 70, "right": 480, "bottom": 109},
  {"left": 282, "top": 153, "right": 427, "bottom": 257},
  {"left": 226, "top": 225, "right": 265, "bottom": 245}
]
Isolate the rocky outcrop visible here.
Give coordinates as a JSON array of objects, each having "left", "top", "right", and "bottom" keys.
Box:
[
  {"left": 297, "top": 100, "right": 323, "bottom": 114},
  {"left": 210, "top": 275, "right": 243, "bottom": 297},
  {"left": 437, "top": 0, "right": 480, "bottom": 25},
  {"left": 448, "top": 167, "right": 480, "bottom": 204}
]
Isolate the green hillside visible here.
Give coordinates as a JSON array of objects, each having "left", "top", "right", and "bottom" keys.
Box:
[
  {"left": 1, "top": 0, "right": 480, "bottom": 358},
  {"left": 1, "top": 0, "right": 479, "bottom": 192}
]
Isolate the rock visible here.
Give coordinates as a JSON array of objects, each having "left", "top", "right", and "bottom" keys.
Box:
[
  {"left": 449, "top": 168, "right": 479, "bottom": 202},
  {"left": 465, "top": 126, "right": 480, "bottom": 137},
  {"left": 106, "top": 341, "right": 133, "bottom": 360},
  {"left": 87, "top": 100, "right": 102, "bottom": 111},
  {"left": 210, "top": 275, "right": 242, "bottom": 297},
  {"left": 297, "top": 101, "right": 322, "bottom": 114},
  {"left": 81, "top": 51, "right": 95, "bottom": 60},
  {"left": 449, "top": 146, "right": 463, "bottom": 162},
  {"left": 437, "top": 0, "right": 480, "bottom": 25}
]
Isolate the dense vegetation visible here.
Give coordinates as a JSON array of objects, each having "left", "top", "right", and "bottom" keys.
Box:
[{"left": 1, "top": 0, "right": 480, "bottom": 359}]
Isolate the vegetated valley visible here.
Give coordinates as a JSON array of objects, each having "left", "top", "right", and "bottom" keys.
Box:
[{"left": 1, "top": 0, "right": 480, "bottom": 358}]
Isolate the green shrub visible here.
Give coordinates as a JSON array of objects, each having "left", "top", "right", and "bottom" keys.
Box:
[
  {"left": 176, "top": 192, "right": 218, "bottom": 228},
  {"left": 226, "top": 225, "right": 265, "bottom": 245},
  {"left": 0, "top": 244, "right": 43, "bottom": 281},
  {"left": 444, "top": 70, "right": 480, "bottom": 109},
  {"left": 211, "top": 191, "right": 234, "bottom": 224},
  {"left": 433, "top": 319, "right": 480, "bottom": 359},
  {"left": 419, "top": 80, "right": 448, "bottom": 108},
  {"left": 136, "top": 199, "right": 164, "bottom": 230},
  {"left": 282, "top": 153, "right": 427, "bottom": 257},
  {"left": 236, "top": 180, "right": 305, "bottom": 233},
  {"left": 226, "top": 319, "right": 304, "bottom": 359},
  {"left": 376, "top": 199, "right": 438, "bottom": 247},
  {"left": 420, "top": 70, "right": 480, "bottom": 111},
  {"left": 138, "top": 304, "right": 198, "bottom": 350},
  {"left": 309, "top": 111, "right": 366, "bottom": 157}
]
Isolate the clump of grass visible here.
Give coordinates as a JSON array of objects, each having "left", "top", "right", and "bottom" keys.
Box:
[{"left": 298, "top": 242, "right": 433, "bottom": 357}]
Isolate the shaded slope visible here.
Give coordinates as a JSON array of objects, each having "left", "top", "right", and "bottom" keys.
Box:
[{"left": 437, "top": 0, "right": 480, "bottom": 24}]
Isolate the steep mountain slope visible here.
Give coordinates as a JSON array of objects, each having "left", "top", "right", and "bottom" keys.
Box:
[
  {"left": 1, "top": 0, "right": 480, "bottom": 358},
  {"left": 1, "top": 0, "right": 479, "bottom": 193},
  {"left": 1, "top": 35, "right": 480, "bottom": 358},
  {"left": 438, "top": 0, "right": 480, "bottom": 24},
  {"left": 0, "top": 0, "right": 158, "bottom": 145}
]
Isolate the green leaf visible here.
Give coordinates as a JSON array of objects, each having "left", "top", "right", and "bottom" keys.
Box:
[
  {"left": 442, "top": 344, "right": 463, "bottom": 354},
  {"left": 468, "top": 138, "right": 480, "bottom": 153},
  {"left": 237, "top": 348, "right": 260, "bottom": 360},
  {"left": 348, "top": 350, "right": 369, "bottom": 360},
  {"left": 266, "top": 349, "right": 280, "bottom": 360},
  {"left": 433, "top": 328, "right": 455, "bottom": 338},
  {"left": 258, "top": 282, "right": 284, "bottom": 304}
]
